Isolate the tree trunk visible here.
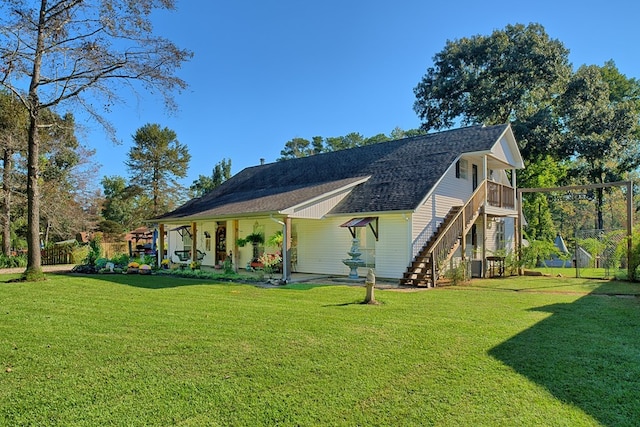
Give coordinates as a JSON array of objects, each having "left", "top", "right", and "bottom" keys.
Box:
[
  {"left": 23, "top": 0, "right": 47, "bottom": 280},
  {"left": 25, "top": 110, "right": 43, "bottom": 278},
  {"left": 2, "top": 148, "right": 12, "bottom": 256}
]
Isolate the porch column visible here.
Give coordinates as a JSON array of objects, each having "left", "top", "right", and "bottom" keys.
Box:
[
  {"left": 191, "top": 221, "right": 197, "bottom": 263},
  {"left": 482, "top": 155, "right": 488, "bottom": 181},
  {"left": 460, "top": 208, "right": 466, "bottom": 260},
  {"left": 482, "top": 212, "right": 487, "bottom": 278},
  {"left": 284, "top": 217, "right": 292, "bottom": 281},
  {"left": 511, "top": 168, "right": 517, "bottom": 211},
  {"left": 517, "top": 188, "right": 524, "bottom": 276},
  {"left": 233, "top": 219, "right": 239, "bottom": 272},
  {"left": 158, "top": 223, "right": 165, "bottom": 267}
]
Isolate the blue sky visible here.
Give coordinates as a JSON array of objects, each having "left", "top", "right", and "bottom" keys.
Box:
[{"left": 84, "top": 0, "right": 640, "bottom": 188}]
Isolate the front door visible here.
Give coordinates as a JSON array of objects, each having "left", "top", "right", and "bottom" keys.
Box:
[{"left": 216, "top": 224, "right": 227, "bottom": 265}]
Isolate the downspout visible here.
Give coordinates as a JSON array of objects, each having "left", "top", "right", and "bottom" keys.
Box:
[{"left": 270, "top": 215, "right": 289, "bottom": 283}]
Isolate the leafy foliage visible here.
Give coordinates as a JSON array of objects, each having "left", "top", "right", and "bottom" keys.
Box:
[
  {"left": 413, "top": 22, "right": 640, "bottom": 243},
  {"left": 126, "top": 123, "right": 191, "bottom": 218},
  {"left": 0, "top": 254, "right": 27, "bottom": 268},
  {"left": 83, "top": 235, "right": 103, "bottom": 267},
  {"left": 189, "top": 158, "right": 232, "bottom": 197},
  {"left": 0, "top": 0, "right": 192, "bottom": 276},
  {"left": 277, "top": 128, "right": 425, "bottom": 160},
  {"left": 413, "top": 23, "right": 571, "bottom": 161},
  {"left": 520, "top": 240, "right": 561, "bottom": 268}
]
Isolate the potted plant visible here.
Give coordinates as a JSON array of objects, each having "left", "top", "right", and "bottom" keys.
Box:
[
  {"left": 139, "top": 264, "right": 152, "bottom": 275},
  {"left": 127, "top": 261, "right": 139, "bottom": 274},
  {"left": 237, "top": 232, "right": 264, "bottom": 261},
  {"left": 258, "top": 252, "right": 282, "bottom": 280}
]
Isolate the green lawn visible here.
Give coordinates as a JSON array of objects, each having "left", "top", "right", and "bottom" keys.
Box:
[{"left": 1, "top": 273, "right": 639, "bottom": 426}]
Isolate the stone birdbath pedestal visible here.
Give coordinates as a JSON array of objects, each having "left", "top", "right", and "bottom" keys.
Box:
[
  {"left": 343, "top": 238, "right": 366, "bottom": 280},
  {"left": 364, "top": 268, "right": 377, "bottom": 304}
]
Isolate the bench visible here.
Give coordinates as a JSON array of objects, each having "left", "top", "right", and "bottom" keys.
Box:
[{"left": 174, "top": 250, "right": 206, "bottom": 262}]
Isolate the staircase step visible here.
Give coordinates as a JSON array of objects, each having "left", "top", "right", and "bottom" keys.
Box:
[{"left": 401, "top": 204, "right": 472, "bottom": 287}]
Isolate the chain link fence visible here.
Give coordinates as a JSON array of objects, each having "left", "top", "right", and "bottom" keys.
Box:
[{"left": 574, "top": 229, "right": 627, "bottom": 279}]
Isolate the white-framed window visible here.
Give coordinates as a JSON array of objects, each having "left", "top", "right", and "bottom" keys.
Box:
[
  {"left": 456, "top": 159, "right": 468, "bottom": 180},
  {"left": 495, "top": 220, "right": 505, "bottom": 250}
]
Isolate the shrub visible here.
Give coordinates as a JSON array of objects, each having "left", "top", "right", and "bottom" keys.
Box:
[
  {"left": 223, "top": 257, "right": 234, "bottom": 274},
  {"left": 72, "top": 246, "right": 89, "bottom": 264},
  {"left": 110, "top": 253, "right": 130, "bottom": 268},
  {"left": 0, "top": 254, "right": 27, "bottom": 268},
  {"left": 520, "top": 240, "right": 560, "bottom": 268},
  {"left": 443, "top": 260, "right": 469, "bottom": 285},
  {"left": 84, "top": 235, "right": 102, "bottom": 266},
  {"left": 142, "top": 254, "right": 156, "bottom": 266}
]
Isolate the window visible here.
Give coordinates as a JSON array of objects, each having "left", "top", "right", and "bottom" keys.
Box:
[
  {"left": 495, "top": 220, "right": 505, "bottom": 250},
  {"left": 456, "top": 159, "right": 468, "bottom": 179}
]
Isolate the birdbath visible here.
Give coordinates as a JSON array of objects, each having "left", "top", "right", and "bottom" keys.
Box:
[{"left": 343, "top": 238, "right": 365, "bottom": 279}]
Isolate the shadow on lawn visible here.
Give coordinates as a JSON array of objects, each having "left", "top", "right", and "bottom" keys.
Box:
[{"left": 489, "top": 286, "right": 640, "bottom": 426}]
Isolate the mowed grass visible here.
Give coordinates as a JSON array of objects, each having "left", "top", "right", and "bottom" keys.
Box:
[{"left": 1, "top": 273, "right": 639, "bottom": 426}]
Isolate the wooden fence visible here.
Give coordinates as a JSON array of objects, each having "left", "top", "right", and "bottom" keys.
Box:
[
  {"left": 39, "top": 242, "right": 129, "bottom": 266},
  {"left": 41, "top": 246, "right": 75, "bottom": 266},
  {"left": 101, "top": 242, "right": 128, "bottom": 259}
]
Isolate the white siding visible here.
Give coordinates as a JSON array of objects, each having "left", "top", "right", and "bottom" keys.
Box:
[
  {"left": 293, "top": 214, "right": 410, "bottom": 279},
  {"left": 374, "top": 214, "right": 411, "bottom": 279},
  {"left": 288, "top": 190, "right": 353, "bottom": 219},
  {"left": 197, "top": 221, "right": 216, "bottom": 266},
  {"left": 411, "top": 164, "right": 474, "bottom": 255},
  {"left": 295, "top": 218, "right": 353, "bottom": 275}
]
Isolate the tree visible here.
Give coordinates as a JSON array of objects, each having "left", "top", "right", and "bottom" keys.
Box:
[
  {"left": 519, "top": 156, "right": 567, "bottom": 241},
  {"left": 126, "top": 123, "right": 191, "bottom": 218},
  {"left": 101, "top": 175, "right": 149, "bottom": 230},
  {"left": 0, "top": 1, "right": 192, "bottom": 279},
  {"left": 365, "top": 133, "right": 390, "bottom": 144},
  {"left": 325, "top": 132, "right": 366, "bottom": 151},
  {"left": 559, "top": 64, "right": 640, "bottom": 229},
  {"left": 413, "top": 23, "right": 572, "bottom": 162},
  {"left": 279, "top": 137, "right": 313, "bottom": 160},
  {"left": 278, "top": 128, "right": 425, "bottom": 162},
  {"left": 0, "top": 91, "right": 28, "bottom": 255},
  {"left": 412, "top": 23, "right": 575, "bottom": 243},
  {"left": 212, "top": 158, "right": 232, "bottom": 188},
  {"left": 189, "top": 158, "right": 232, "bottom": 197},
  {"left": 311, "top": 136, "right": 324, "bottom": 155}
]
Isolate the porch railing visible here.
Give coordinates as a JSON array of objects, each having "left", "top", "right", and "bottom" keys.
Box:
[{"left": 487, "top": 181, "right": 515, "bottom": 209}]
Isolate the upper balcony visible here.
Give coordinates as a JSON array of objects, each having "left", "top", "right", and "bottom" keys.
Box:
[{"left": 486, "top": 181, "right": 516, "bottom": 213}]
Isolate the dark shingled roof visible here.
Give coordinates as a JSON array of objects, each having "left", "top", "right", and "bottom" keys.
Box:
[{"left": 158, "top": 124, "right": 510, "bottom": 220}]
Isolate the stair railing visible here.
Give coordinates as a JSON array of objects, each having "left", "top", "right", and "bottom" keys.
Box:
[
  {"left": 411, "top": 218, "right": 439, "bottom": 259},
  {"left": 425, "top": 181, "right": 487, "bottom": 284}
]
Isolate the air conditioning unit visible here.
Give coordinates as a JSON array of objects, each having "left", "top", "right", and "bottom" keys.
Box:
[{"left": 471, "top": 260, "right": 483, "bottom": 278}]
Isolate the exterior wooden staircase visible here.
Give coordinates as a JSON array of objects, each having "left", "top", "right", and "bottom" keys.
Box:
[{"left": 401, "top": 182, "right": 487, "bottom": 287}]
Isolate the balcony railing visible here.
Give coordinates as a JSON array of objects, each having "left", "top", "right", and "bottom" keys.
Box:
[{"left": 487, "top": 181, "right": 515, "bottom": 210}]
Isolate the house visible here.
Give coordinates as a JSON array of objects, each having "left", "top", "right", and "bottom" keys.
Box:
[{"left": 153, "top": 123, "right": 524, "bottom": 286}]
